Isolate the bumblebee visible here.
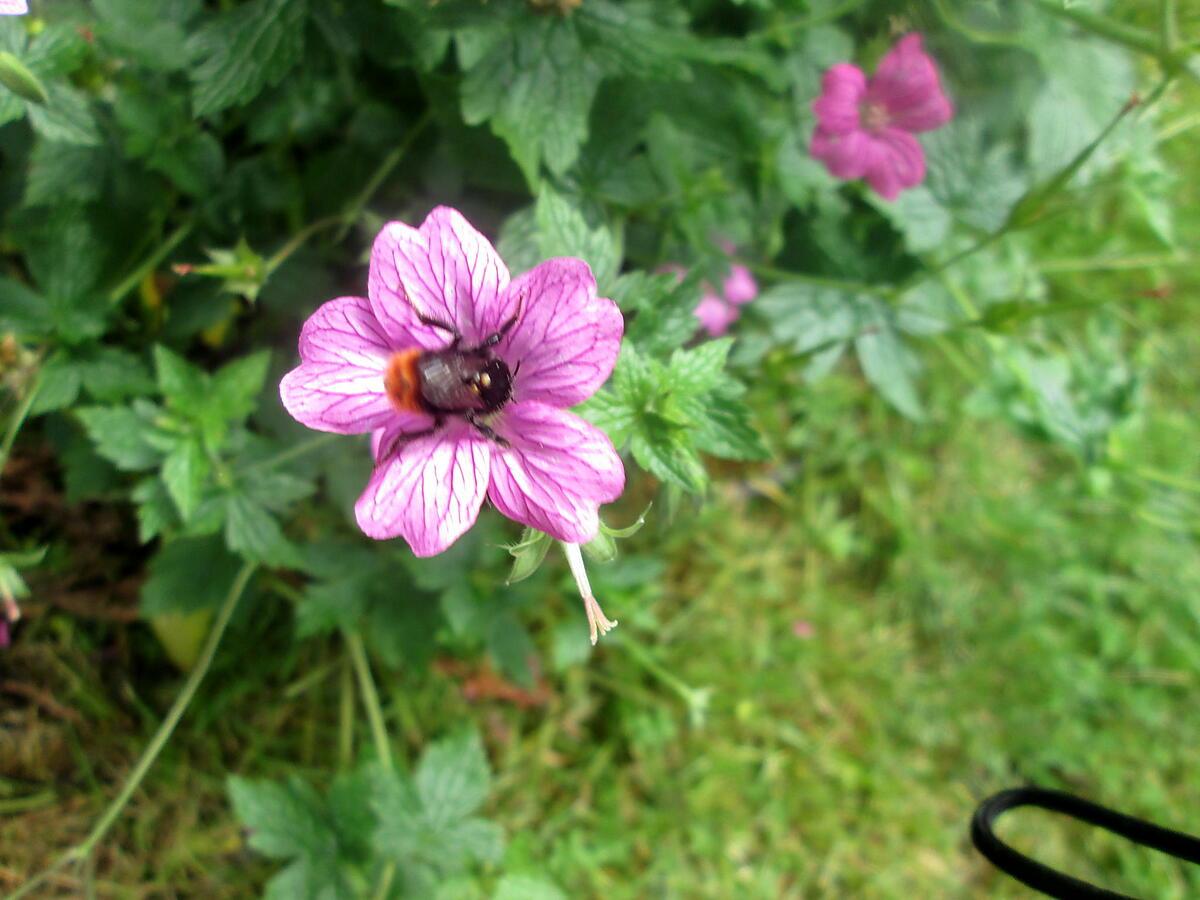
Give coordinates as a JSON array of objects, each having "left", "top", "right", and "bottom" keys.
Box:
[{"left": 382, "top": 307, "right": 519, "bottom": 452}]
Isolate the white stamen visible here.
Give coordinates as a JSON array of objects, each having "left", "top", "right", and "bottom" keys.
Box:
[{"left": 562, "top": 542, "right": 617, "bottom": 645}]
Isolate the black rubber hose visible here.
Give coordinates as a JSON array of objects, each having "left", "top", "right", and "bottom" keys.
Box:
[{"left": 970, "top": 786, "right": 1200, "bottom": 899}]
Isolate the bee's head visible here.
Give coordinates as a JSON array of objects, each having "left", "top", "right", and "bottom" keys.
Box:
[{"left": 470, "top": 357, "right": 512, "bottom": 412}]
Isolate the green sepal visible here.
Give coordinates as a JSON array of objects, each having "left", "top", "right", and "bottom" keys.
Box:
[
  {"left": 506, "top": 527, "right": 553, "bottom": 584},
  {"left": 0, "top": 51, "right": 48, "bottom": 105}
]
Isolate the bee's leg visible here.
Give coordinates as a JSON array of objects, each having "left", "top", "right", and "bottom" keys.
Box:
[
  {"left": 465, "top": 412, "right": 510, "bottom": 447},
  {"left": 464, "top": 297, "right": 523, "bottom": 353},
  {"left": 376, "top": 416, "right": 444, "bottom": 466},
  {"left": 415, "top": 312, "right": 462, "bottom": 349}
]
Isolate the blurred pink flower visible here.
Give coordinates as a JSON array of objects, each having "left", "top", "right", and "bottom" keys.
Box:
[
  {"left": 696, "top": 258, "right": 758, "bottom": 336},
  {"left": 792, "top": 620, "right": 815, "bottom": 639},
  {"left": 0, "top": 593, "right": 19, "bottom": 648},
  {"left": 0, "top": 1, "right": 27, "bottom": 14},
  {"left": 810, "top": 33, "right": 954, "bottom": 200},
  {"left": 694, "top": 292, "right": 740, "bottom": 337},
  {"left": 280, "top": 207, "right": 625, "bottom": 558},
  {"left": 661, "top": 245, "right": 759, "bottom": 338}
]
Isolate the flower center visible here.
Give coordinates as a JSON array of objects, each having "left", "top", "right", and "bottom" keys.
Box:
[{"left": 860, "top": 101, "right": 890, "bottom": 132}]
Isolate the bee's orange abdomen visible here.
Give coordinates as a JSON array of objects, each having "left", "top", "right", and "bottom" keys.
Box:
[{"left": 384, "top": 350, "right": 425, "bottom": 413}]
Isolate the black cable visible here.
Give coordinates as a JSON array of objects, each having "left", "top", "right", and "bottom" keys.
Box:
[{"left": 970, "top": 786, "right": 1200, "bottom": 899}]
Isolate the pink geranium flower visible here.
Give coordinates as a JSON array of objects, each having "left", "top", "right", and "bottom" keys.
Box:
[
  {"left": 0, "top": 0, "right": 28, "bottom": 14},
  {"left": 280, "top": 207, "right": 626, "bottom": 562},
  {"left": 810, "top": 33, "right": 954, "bottom": 201}
]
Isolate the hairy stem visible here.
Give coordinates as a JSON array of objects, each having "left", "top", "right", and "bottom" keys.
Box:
[
  {"left": 344, "top": 630, "right": 393, "bottom": 772},
  {"left": 0, "top": 373, "right": 41, "bottom": 482},
  {"left": 344, "top": 630, "right": 398, "bottom": 900},
  {"left": 107, "top": 220, "right": 195, "bottom": 306},
  {"left": 334, "top": 109, "right": 434, "bottom": 243}
]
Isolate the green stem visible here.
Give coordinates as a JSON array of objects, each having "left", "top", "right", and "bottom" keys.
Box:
[
  {"left": 1029, "top": 0, "right": 1161, "bottom": 58},
  {"left": 1129, "top": 465, "right": 1200, "bottom": 494},
  {"left": 1162, "top": 0, "right": 1179, "bottom": 54},
  {"left": 1038, "top": 253, "right": 1196, "bottom": 273},
  {"left": 263, "top": 215, "right": 345, "bottom": 276},
  {"left": 614, "top": 633, "right": 712, "bottom": 728},
  {"left": 334, "top": 110, "right": 433, "bottom": 243},
  {"left": 107, "top": 220, "right": 195, "bottom": 306},
  {"left": 344, "top": 630, "right": 398, "bottom": 900},
  {"left": 344, "top": 630, "right": 393, "bottom": 772},
  {"left": 746, "top": 262, "right": 884, "bottom": 298},
  {"left": 338, "top": 658, "right": 355, "bottom": 770},
  {"left": 0, "top": 373, "right": 41, "bottom": 481},
  {"left": 10, "top": 563, "right": 256, "bottom": 900},
  {"left": 243, "top": 433, "right": 339, "bottom": 473}
]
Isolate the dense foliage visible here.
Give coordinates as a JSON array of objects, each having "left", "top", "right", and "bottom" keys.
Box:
[{"left": 2, "top": 0, "right": 1198, "bottom": 896}]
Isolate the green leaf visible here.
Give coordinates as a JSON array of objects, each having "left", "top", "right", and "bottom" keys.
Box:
[
  {"left": 867, "top": 187, "right": 952, "bottom": 255},
  {"left": 132, "top": 477, "right": 178, "bottom": 542},
  {"left": 690, "top": 390, "right": 770, "bottom": 461},
  {"left": 153, "top": 345, "right": 209, "bottom": 415},
  {"left": 94, "top": 0, "right": 197, "bottom": 72},
  {"left": 76, "top": 347, "right": 157, "bottom": 402},
  {"left": 228, "top": 775, "right": 358, "bottom": 900},
  {"left": 577, "top": 387, "right": 638, "bottom": 449},
  {"left": 141, "top": 536, "right": 241, "bottom": 616},
  {"left": 668, "top": 339, "right": 732, "bottom": 397},
  {"left": 76, "top": 405, "right": 165, "bottom": 471},
  {"left": 922, "top": 120, "right": 1026, "bottom": 233},
  {"left": 533, "top": 189, "right": 621, "bottom": 292},
  {"left": 0, "top": 277, "right": 50, "bottom": 335},
  {"left": 162, "top": 438, "right": 210, "bottom": 522},
  {"left": 210, "top": 351, "right": 270, "bottom": 424},
  {"left": 224, "top": 493, "right": 301, "bottom": 567},
  {"left": 755, "top": 282, "right": 866, "bottom": 361},
  {"left": 415, "top": 729, "right": 491, "bottom": 825},
  {"left": 372, "top": 729, "right": 505, "bottom": 874},
  {"left": 1027, "top": 39, "right": 1134, "bottom": 184},
  {"left": 26, "top": 84, "right": 100, "bottom": 146},
  {"left": 855, "top": 323, "right": 925, "bottom": 422},
  {"left": 631, "top": 429, "right": 707, "bottom": 493},
  {"left": 189, "top": 0, "right": 307, "bottom": 117},
  {"left": 459, "top": 15, "right": 603, "bottom": 183},
  {"left": 29, "top": 353, "right": 82, "bottom": 415},
  {"left": 25, "top": 141, "right": 106, "bottom": 207},
  {"left": 614, "top": 270, "right": 705, "bottom": 355}
]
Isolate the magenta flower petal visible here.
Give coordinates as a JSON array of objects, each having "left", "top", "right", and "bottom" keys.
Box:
[
  {"left": 499, "top": 258, "right": 623, "bottom": 409},
  {"left": 355, "top": 420, "right": 491, "bottom": 555},
  {"left": 812, "top": 63, "right": 867, "bottom": 135},
  {"left": 280, "top": 297, "right": 398, "bottom": 434},
  {"left": 368, "top": 207, "right": 511, "bottom": 349},
  {"left": 297, "top": 295, "right": 392, "bottom": 366},
  {"left": 279, "top": 363, "right": 397, "bottom": 434},
  {"left": 863, "top": 128, "right": 926, "bottom": 201},
  {"left": 723, "top": 264, "right": 758, "bottom": 306},
  {"left": 487, "top": 401, "right": 625, "bottom": 544},
  {"left": 867, "top": 34, "right": 954, "bottom": 133},
  {"left": 694, "top": 293, "right": 739, "bottom": 337},
  {"left": 810, "top": 127, "right": 872, "bottom": 180},
  {"left": 0, "top": 0, "right": 28, "bottom": 14}
]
